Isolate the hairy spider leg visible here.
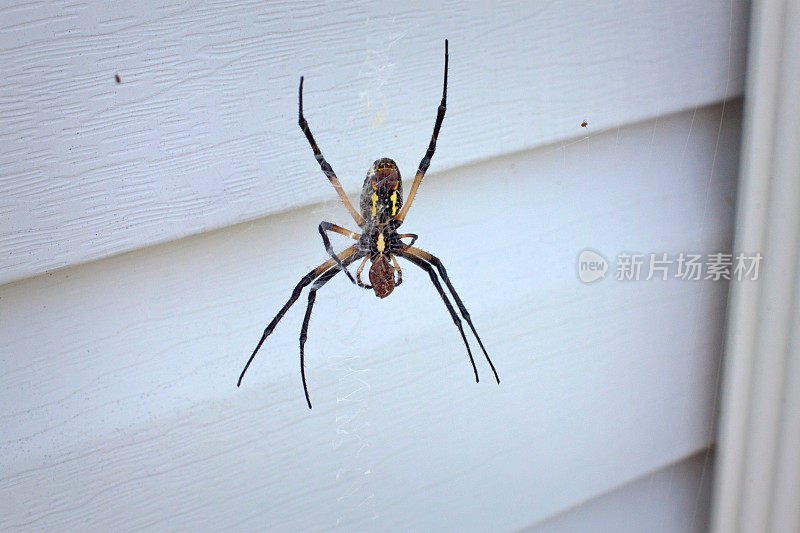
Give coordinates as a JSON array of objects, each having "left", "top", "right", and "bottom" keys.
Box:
[
  {"left": 300, "top": 251, "right": 363, "bottom": 408},
  {"left": 318, "top": 221, "right": 360, "bottom": 284},
  {"left": 299, "top": 77, "right": 366, "bottom": 226},
  {"left": 404, "top": 246, "right": 500, "bottom": 383},
  {"left": 395, "top": 39, "right": 448, "bottom": 224},
  {"left": 237, "top": 245, "right": 359, "bottom": 387},
  {"left": 400, "top": 251, "right": 479, "bottom": 382}
]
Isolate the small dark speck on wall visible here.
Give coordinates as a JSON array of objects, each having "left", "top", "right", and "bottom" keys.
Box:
[{"left": 115, "top": 74, "right": 121, "bottom": 84}]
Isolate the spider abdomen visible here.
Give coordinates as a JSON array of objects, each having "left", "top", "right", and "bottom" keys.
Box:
[{"left": 369, "top": 254, "right": 395, "bottom": 298}]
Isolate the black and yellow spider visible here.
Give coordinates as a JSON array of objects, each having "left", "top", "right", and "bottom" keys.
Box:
[{"left": 238, "top": 40, "right": 499, "bottom": 407}]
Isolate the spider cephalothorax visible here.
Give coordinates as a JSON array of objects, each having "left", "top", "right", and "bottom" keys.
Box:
[
  {"left": 238, "top": 40, "right": 499, "bottom": 408},
  {"left": 356, "top": 217, "right": 409, "bottom": 299},
  {"left": 360, "top": 158, "right": 403, "bottom": 224}
]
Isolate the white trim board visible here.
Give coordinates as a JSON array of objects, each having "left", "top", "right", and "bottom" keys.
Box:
[{"left": 711, "top": 0, "right": 800, "bottom": 530}]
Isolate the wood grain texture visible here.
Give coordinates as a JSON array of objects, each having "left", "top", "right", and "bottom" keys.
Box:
[
  {"left": 0, "top": 0, "right": 748, "bottom": 285},
  {"left": 0, "top": 103, "right": 741, "bottom": 530}
]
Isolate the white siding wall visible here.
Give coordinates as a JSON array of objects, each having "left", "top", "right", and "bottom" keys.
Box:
[
  {"left": 527, "top": 452, "right": 713, "bottom": 533},
  {"left": 1, "top": 1, "right": 747, "bottom": 531}
]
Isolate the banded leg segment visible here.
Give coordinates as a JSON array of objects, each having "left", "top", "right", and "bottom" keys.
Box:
[
  {"left": 400, "top": 251, "right": 479, "bottom": 382},
  {"left": 405, "top": 246, "right": 499, "bottom": 383},
  {"left": 395, "top": 40, "right": 448, "bottom": 224},
  {"left": 237, "top": 245, "right": 358, "bottom": 387},
  {"left": 318, "top": 221, "right": 360, "bottom": 284},
  {"left": 299, "top": 77, "right": 366, "bottom": 226},
  {"left": 300, "top": 251, "right": 363, "bottom": 408}
]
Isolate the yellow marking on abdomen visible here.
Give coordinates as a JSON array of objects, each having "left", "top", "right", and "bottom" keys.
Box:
[
  {"left": 371, "top": 192, "right": 379, "bottom": 217},
  {"left": 390, "top": 191, "right": 398, "bottom": 216},
  {"left": 377, "top": 232, "right": 385, "bottom": 253}
]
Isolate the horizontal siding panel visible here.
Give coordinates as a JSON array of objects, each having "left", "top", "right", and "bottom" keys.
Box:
[
  {"left": 0, "top": 0, "right": 748, "bottom": 284},
  {"left": 0, "top": 103, "right": 740, "bottom": 530},
  {"left": 526, "top": 451, "right": 712, "bottom": 532}
]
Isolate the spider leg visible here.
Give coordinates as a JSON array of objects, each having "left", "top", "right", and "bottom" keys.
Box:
[
  {"left": 237, "top": 245, "right": 358, "bottom": 387},
  {"left": 299, "top": 77, "right": 366, "bottom": 226},
  {"left": 398, "top": 233, "right": 419, "bottom": 248},
  {"left": 394, "top": 40, "right": 448, "bottom": 224},
  {"left": 404, "top": 246, "right": 499, "bottom": 383},
  {"left": 318, "top": 221, "right": 360, "bottom": 285},
  {"left": 400, "top": 250, "right": 479, "bottom": 383},
  {"left": 300, "top": 251, "right": 363, "bottom": 408},
  {"left": 390, "top": 254, "right": 403, "bottom": 287},
  {"left": 356, "top": 255, "right": 372, "bottom": 289}
]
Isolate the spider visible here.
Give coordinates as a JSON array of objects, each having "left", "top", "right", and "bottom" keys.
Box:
[{"left": 237, "top": 40, "right": 499, "bottom": 408}]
